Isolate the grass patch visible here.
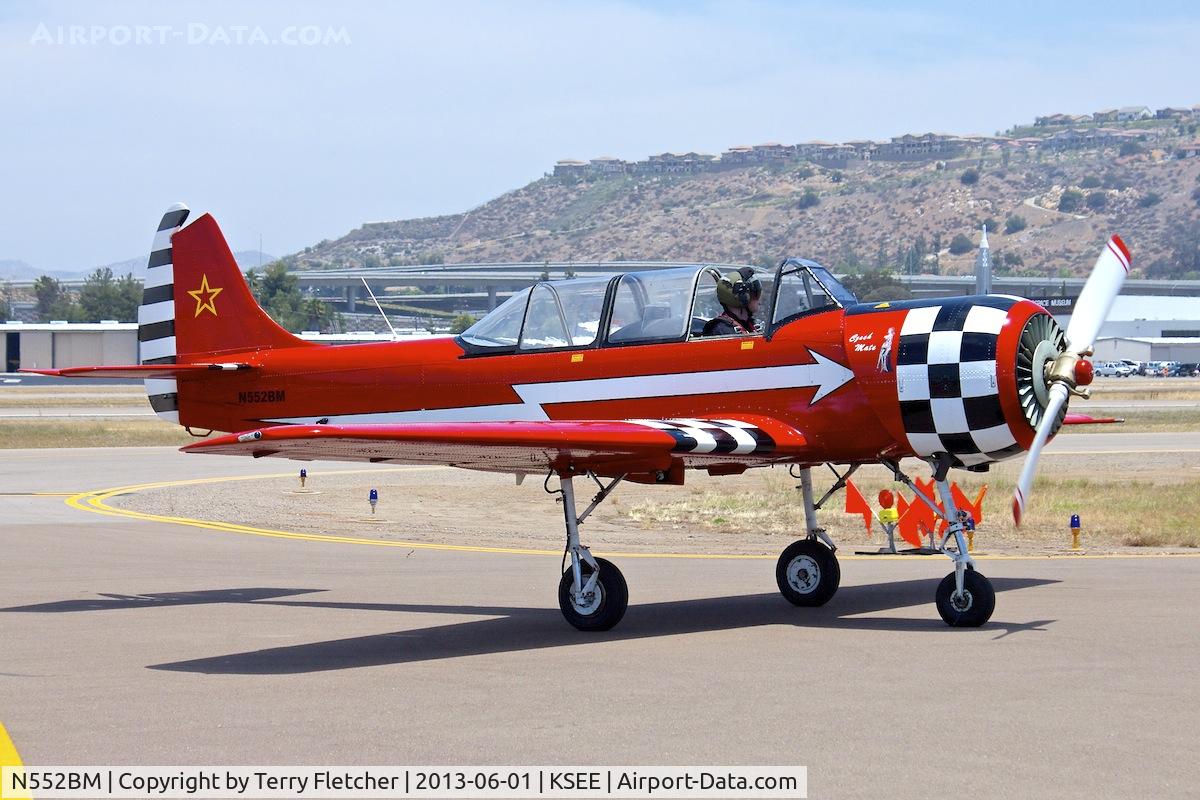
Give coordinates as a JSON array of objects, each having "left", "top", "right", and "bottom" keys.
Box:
[
  {"left": 0, "top": 392, "right": 146, "bottom": 408},
  {"left": 0, "top": 417, "right": 196, "bottom": 448}
]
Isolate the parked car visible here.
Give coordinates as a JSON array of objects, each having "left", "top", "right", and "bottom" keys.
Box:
[
  {"left": 1095, "top": 361, "right": 1135, "bottom": 377},
  {"left": 1120, "top": 359, "right": 1147, "bottom": 375},
  {"left": 1167, "top": 362, "right": 1200, "bottom": 377}
]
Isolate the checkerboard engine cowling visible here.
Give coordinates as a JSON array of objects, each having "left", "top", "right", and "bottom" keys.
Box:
[{"left": 895, "top": 297, "right": 1024, "bottom": 467}]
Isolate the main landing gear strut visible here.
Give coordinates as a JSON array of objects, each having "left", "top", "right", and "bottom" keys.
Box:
[
  {"left": 775, "top": 466, "right": 843, "bottom": 607},
  {"left": 552, "top": 471, "right": 629, "bottom": 631}
]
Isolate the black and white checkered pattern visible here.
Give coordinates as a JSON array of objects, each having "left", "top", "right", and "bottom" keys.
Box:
[
  {"left": 629, "top": 418, "right": 775, "bottom": 455},
  {"left": 895, "top": 297, "right": 1023, "bottom": 467}
]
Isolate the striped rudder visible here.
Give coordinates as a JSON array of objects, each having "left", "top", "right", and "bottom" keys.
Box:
[{"left": 138, "top": 203, "right": 190, "bottom": 423}]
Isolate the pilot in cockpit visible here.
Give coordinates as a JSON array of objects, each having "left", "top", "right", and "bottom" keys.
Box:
[{"left": 701, "top": 268, "right": 763, "bottom": 336}]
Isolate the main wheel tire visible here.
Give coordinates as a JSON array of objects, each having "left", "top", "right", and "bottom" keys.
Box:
[
  {"left": 558, "top": 557, "right": 628, "bottom": 631},
  {"left": 935, "top": 569, "right": 996, "bottom": 627},
  {"left": 776, "top": 539, "right": 840, "bottom": 607}
]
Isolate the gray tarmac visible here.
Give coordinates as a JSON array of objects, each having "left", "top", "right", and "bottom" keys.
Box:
[{"left": 1, "top": 445, "right": 1198, "bottom": 799}]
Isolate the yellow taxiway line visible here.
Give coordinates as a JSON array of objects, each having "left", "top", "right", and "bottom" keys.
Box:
[
  {"left": 0, "top": 721, "right": 30, "bottom": 800},
  {"left": 63, "top": 470, "right": 1200, "bottom": 562}
]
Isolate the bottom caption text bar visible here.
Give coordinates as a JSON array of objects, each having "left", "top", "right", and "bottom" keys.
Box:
[{"left": 2, "top": 766, "right": 806, "bottom": 799}]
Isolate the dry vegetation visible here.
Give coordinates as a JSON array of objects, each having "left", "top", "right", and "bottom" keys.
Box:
[
  {"left": 625, "top": 466, "right": 1200, "bottom": 550},
  {"left": 0, "top": 417, "right": 194, "bottom": 448}
]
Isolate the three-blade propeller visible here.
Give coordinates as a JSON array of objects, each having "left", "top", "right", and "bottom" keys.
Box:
[{"left": 1012, "top": 235, "right": 1131, "bottom": 525}]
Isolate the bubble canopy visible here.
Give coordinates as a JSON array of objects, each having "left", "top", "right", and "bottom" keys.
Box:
[{"left": 458, "top": 261, "right": 855, "bottom": 354}]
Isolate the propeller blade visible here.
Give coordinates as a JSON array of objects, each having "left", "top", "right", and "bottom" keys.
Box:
[
  {"left": 1064, "top": 235, "right": 1131, "bottom": 355},
  {"left": 1012, "top": 382, "right": 1070, "bottom": 526}
]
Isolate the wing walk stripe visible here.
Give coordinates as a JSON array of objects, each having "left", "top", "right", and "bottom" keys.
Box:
[{"left": 629, "top": 419, "right": 777, "bottom": 455}]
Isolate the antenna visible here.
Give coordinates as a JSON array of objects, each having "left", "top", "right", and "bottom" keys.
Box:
[{"left": 360, "top": 277, "right": 397, "bottom": 340}]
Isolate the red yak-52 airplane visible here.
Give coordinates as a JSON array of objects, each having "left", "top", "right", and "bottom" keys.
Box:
[{"left": 31, "top": 205, "right": 1132, "bottom": 630}]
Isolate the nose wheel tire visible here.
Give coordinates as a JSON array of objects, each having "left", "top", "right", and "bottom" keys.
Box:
[
  {"left": 776, "top": 539, "right": 840, "bottom": 607},
  {"left": 935, "top": 568, "right": 995, "bottom": 627},
  {"left": 558, "top": 557, "right": 628, "bottom": 631}
]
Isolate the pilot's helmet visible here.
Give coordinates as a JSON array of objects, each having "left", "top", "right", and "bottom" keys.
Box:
[{"left": 717, "top": 267, "right": 763, "bottom": 309}]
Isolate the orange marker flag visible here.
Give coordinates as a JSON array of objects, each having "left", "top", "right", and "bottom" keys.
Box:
[
  {"left": 844, "top": 478, "right": 873, "bottom": 536},
  {"left": 904, "top": 481, "right": 942, "bottom": 543},
  {"left": 951, "top": 483, "right": 987, "bottom": 526},
  {"left": 894, "top": 495, "right": 925, "bottom": 548}
]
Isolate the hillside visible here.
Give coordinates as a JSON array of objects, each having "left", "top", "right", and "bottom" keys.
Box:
[{"left": 293, "top": 147, "right": 1200, "bottom": 280}]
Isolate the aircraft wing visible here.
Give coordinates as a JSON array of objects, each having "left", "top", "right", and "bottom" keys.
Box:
[{"left": 182, "top": 415, "right": 809, "bottom": 483}]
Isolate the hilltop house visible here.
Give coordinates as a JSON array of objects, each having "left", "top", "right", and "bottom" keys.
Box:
[
  {"left": 552, "top": 159, "right": 589, "bottom": 178},
  {"left": 1118, "top": 105, "right": 1152, "bottom": 121}
]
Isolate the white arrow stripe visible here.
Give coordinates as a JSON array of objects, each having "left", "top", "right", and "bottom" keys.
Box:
[
  {"left": 264, "top": 350, "right": 854, "bottom": 425},
  {"left": 514, "top": 349, "right": 853, "bottom": 406}
]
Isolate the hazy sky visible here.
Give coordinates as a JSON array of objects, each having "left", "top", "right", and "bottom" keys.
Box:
[{"left": 2, "top": 0, "right": 1199, "bottom": 270}]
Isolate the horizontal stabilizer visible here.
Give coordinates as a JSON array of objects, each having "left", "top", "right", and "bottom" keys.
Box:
[
  {"left": 1062, "top": 413, "right": 1123, "bottom": 425},
  {"left": 21, "top": 363, "right": 253, "bottom": 380}
]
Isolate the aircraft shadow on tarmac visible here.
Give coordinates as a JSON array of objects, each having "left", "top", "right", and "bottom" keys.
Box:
[
  {"left": 1, "top": 577, "right": 1058, "bottom": 674},
  {"left": 0, "top": 587, "right": 324, "bottom": 613}
]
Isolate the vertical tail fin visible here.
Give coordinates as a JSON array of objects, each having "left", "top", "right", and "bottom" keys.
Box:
[{"left": 137, "top": 203, "right": 311, "bottom": 423}]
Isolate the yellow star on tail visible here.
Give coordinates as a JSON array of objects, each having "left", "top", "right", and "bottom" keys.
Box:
[{"left": 187, "top": 274, "right": 223, "bottom": 317}]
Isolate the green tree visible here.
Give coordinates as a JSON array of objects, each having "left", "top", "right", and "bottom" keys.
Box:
[
  {"left": 449, "top": 313, "right": 477, "bottom": 334},
  {"left": 1118, "top": 140, "right": 1142, "bottom": 157},
  {"left": 78, "top": 268, "right": 139, "bottom": 322},
  {"left": 1080, "top": 175, "right": 1101, "bottom": 189},
  {"left": 1085, "top": 191, "right": 1108, "bottom": 211},
  {"left": 1138, "top": 192, "right": 1162, "bottom": 208},
  {"left": 795, "top": 189, "right": 820, "bottom": 209},
  {"left": 33, "top": 275, "right": 78, "bottom": 321},
  {"left": 115, "top": 273, "right": 142, "bottom": 321},
  {"left": 948, "top": 233, "right": 974, "bottom": 255},
  {"left": 841, "top": 269, "right": 912, "bottom": 302},
  {"left": 1058, "top": 189, "right": 1083, "bottom": 213},
  {"left": 960, "top": 168, "right": 979, "bottom": 185},
  {"left": 246, "top": 261, "right": 339, "bottom": 332},
  {"left": 0, "top": 283, "right": 11, "bottom": 320},
  {"left": 1004, "top": 214, "right": 1027, "bottom": 234}
]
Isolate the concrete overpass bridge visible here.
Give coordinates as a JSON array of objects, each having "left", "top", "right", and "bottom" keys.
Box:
[
  {"left": 11, "top": 261, "right": 1199, "bottom": 314},
  {"left": 292, "top": 261, "right": 1200, "bottom": 312}
]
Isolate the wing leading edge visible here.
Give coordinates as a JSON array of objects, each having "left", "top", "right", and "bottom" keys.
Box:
[{"left": 182, "top": 416, "right": 809, "bottom": 483}]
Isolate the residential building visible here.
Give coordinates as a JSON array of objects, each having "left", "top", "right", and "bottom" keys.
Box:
[
  {"left": 1117, "top": 105, "right": 1152, "bottom": 121},
  {"left": 552, "top": 159, "right": 589, "bottom": 178}
]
